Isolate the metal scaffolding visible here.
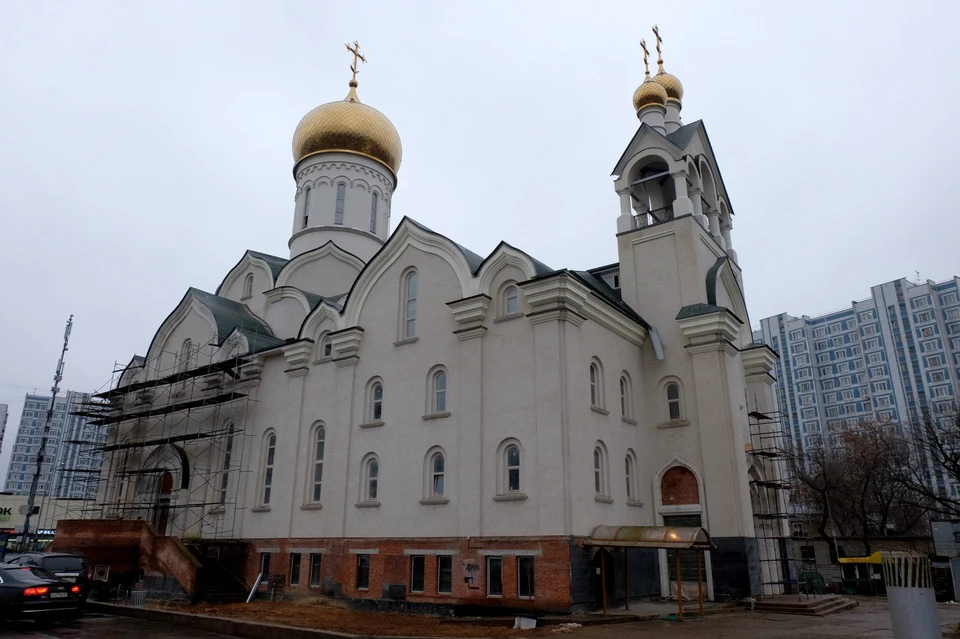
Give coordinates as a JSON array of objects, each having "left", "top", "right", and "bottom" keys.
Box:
[
  {"left": 59, "top": 337, "right": 264, "bottom": 540},
  {"left": 748, "top": 407, "right": 794, "bottom": 596}
]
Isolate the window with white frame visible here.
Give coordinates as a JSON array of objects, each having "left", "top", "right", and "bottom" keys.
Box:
[
  {"left": 795, "top": 355, "right": 810, "bottom": 364},
  {"left": 860, "top": 310, "right": 875, "bottom": 320},
  {"left": 862, "top": 325, "right": 877, "bottom": 336},
  {"left": 795, "top": 368, "right": 810, "bottom": 379},
  {"left": 820, "top": 366, "right": 832, "bottom": 376},
  {"left": 827, "top": 406, "right": 839, "bottom": 417},
  {"left": 219, "top": 423, "right": 235, "bottom": 505},
  {"left": 932, "top": 386, "right": 951, "bottom": 398},
  {"left": 868, "top": 352, "right": 883, "bottom": 364},
  {"left": 429, "top": 450, "right": 445, "bottom": 498},
  {"left": 815, "top": 341, "right": 827, "bottom": 352},
  {"left": 823, "top": 380, "right": 835, "bottom": 389},
  {"left": 625, "top": 450, "right": 639, "bottom": 502},
  {"left": 942, "top": 293, "right": 959, "bottom": 305},
  {"left": 876, "top": 396, "right": 891, "bottom": 407},
  {"left": 930, "top": 370, "right": 947, "bottom": 382},
  {"left": 369, "top": 193, "right": 378, "bottom": 233},
  {"left": 922, "top": 339, "right": 941, "bottom": 352},
  {"left": 593, "top": 444, "right": 609, "bottom": 498},
  {"left": 311, "top": 423, "right": 325, "bottom": 503},
  {"left": 619, "top": 373, "right": 633, "bottom": 419},
  {"left": 503, "top": 285, "right": 519, "bottom": 316},
  {"left": 303, "top": 186, "right": 312, "bottom": 228},
  {"left": 499, "top": 441, "right": 522, "bottom": 494},
  {"left": 842, "top": 390, "right": 854, "bottom": 400},
  {"left": 362, "top": 454, "right": 379, "bottom": 502},
  {"left": 927, "top": 355, "right": 945, "bottom": 367},
  {"left": 334, "top": 183, "right": 346, "bottom": 225},
  {"left": 790, "top": 330, "right": 804, "bottom": 340},
  {"left": 946, "top": 308, "right": 960, "bottom": 320},
  {"left": 817, "top": 353, "right": 830, "bottom": 363},
  {"left": 261, "top": 433, "right": 276, "bottom": 506},
  {"left": 589, "top": 360, "right": 602, "bottom": 408},
  {"left": 243, "top": 273, "right": 254, "bottom": 299},
  {"left": 913, "top": 296, "right": 930, "bottom": 309},
  {"left": 798, "top": 381, "right": 813, "bottom": 392},
  {"left": 666, "top": 382, "right": 682, "bottom": 420},
  {"left": 366, "top": 378, "right": 384, "bottom": 423},
  {"left": 401, "top": 270, "right": 418, "bottom": 339},
  {"left": 813, "top": 327, "right": 825, "bottom": 337},
  {"left": 870, "top": 366, "right": 885, "bottom": 377},
  {"left": 864, "top": 338, "right": 880, "bottom": 350},
  {"left": 919, "top": 326, "right": 936, "bottom": 338},
  {"left": 430, "top": 368, "right": 448, "bottom": 414},
  {"left": 874, "top": 381, "right": 890, "bottom": 392},
  {"left": 916, "top": 311, "right": 933, "bottom": 323}
]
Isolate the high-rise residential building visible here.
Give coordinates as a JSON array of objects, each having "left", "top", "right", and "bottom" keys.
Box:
[
  {"left": 0, "top": 403, "right": 8, "bottom": 456},
  {"left": 3, "top": 391, "right": 106, "bottom": 499},
  {"left": 754, "top": 276, "right": 960, "bottom": 491}
]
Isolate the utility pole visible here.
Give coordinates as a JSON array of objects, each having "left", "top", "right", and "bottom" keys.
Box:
[{"left": 20, "top": 315, "right": 73, "bottom": 550}]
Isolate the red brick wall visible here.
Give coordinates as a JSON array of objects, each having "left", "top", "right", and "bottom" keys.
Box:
[
  {"left": 237, "top": 536, "right": 572, "bottom": 612},
  {"left": 661, "top": 467, "right": 699, "bottom": 505}
]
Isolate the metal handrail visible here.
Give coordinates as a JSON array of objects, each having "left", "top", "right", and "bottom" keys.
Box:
[{"left": 633, "top": 205, "right": 674, "bottom": 228}]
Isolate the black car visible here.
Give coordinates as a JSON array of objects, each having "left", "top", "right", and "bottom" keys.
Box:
[
  {"left": 6, "top": 553, "right": 90, "bottom": 601},
  {"left": 0, "top": 564, "right": 83, "bottom": 620}
]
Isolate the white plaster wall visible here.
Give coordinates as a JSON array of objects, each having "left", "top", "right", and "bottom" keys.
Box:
[
  {"left": 156, "top": 309, "right": 216, "bottom": 377},
  {"left": 264, "top": 297, "right": 307, "bottom": 340},
  {"left": 282, "top": 252, "right": 362, "bottom": 299},
  {"left": 220, "top": 261, "right": 274, "bottom": 318}
]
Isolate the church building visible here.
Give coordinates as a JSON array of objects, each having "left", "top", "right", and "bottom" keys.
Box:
[{"left": 58, "top": 35, "right": 787, "bottom": 612}]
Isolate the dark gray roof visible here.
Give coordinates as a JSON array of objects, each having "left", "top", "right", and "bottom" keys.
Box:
[
  {"left": 129, "top": 355, "right": 145, "bottom": 368},
  {"left": 664, "top": 121, "right": 702, "bottom": 150},
  {"left": 190, "top": 288, "right": 274, "bottom": 345},
  {"left": 320, "top": 292, "right": 348, "bottom": 311},
  {"left": 235, "top": 327, "right": 286, "bottom": 353},
  {"left": 675, "top": 303, "right": 743, "bottom": 325},
  {"left": 249, "top": 251, "right": 289, "bottom": 281},
  {"left": 406, "top": 218, "right": 485, "bottom": 273},
  {"left": 570, "top": 270, "right": 650, "bottom": 329}
]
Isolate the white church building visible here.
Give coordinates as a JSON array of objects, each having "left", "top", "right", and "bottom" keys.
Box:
[{"left": 58, "top": 39, "right": 788, "bottom": 612}]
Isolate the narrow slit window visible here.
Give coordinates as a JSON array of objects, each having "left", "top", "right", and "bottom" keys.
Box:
[
  {"left": 437, "top": 555, "right": 452, "bottom": 594},
  {"left": 434, "top": 371, "right": 447, "bottom": 413},
  {"left": 370, "top": 194, "right": 378, "bottom": 233},
  {"left": 303, "top": 186, "right": 312, "bottom": 228},
  {"left": 506, "top": 445, "right": 521, "bottom": 492},
  {"left": 262, "top": 434, "right": 276, "bottom": 505},
  {"left": 371, "top": 382, "right": 383, "bottom": 421},
  {"left": 410, "top": 555, "right": 425, "bottom": 593},
  {"left": 335, "top": 183, "right": 346, "bottom": 225},
  {"left": 366, "top": 458, "right": 379, "bottom": 500},
  {"left": 431, "top": 453, "right": 445, "bottom": 497},
  {"left": 667, "top": 383, "right": 681, "bottom": 420},
  {"left": 404, "top": 272, "right": 418, "bottom": 338},
  {"left": 589, "top": 364, "right": 599, "bottom": 407},
  {"left": 312, "top": 426, "right": 325, "bottom": 502}
]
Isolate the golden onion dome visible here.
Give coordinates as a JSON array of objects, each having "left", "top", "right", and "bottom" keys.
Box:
[
  {"left": 292, "top": 80, "right": 402, "bottom": 174},
  {"left": 633, "top": 78, "right": 668, "bottom": 112},
  {"left": 653, "top": 71, "right": 683, "bottom": 102}
]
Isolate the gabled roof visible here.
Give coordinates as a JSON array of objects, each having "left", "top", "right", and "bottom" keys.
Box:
[
  {"left": 405, "top": 218, "right": 486, "bottom": 273},
  {"left": 664, "top": 121, "right": 702, "bottom": 150},
  {"left": 189, "top": 288, "right": 274, "bottom": 345},
  {"left": 231, "top": 326, "right": 286, "bottom": 353},
  {"left": 248, "top": 251, "right": 289, "bottom": 280},
  {"left": 569, "top": 270, "right": 650, "bottom": 329}
]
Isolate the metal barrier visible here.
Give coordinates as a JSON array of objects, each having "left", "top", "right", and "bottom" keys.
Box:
[{"left": 128, "top": 590, "right": 147, "bottom": 607}]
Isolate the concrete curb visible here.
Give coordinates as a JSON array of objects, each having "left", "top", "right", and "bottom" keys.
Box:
[{"left": 87, "top": 602, "right": 363, "bottom": 639}]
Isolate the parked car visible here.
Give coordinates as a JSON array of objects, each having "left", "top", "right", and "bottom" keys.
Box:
[
  {"left": 5, "top": 553, "right": 90, "bottom": 601},
  {"left": 0, "top": 564, "right": 83, "bottom": 620}
]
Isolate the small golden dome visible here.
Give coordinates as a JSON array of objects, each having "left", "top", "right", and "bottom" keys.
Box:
[
  {"left": 633, "top": 79, "right": 668, "bottom": 112},
  {"left": 292, "top": 81, "right": 402, "bottom": 174},
  {"left": 653, "top": 71, "right": 683, "bottom": 102}
]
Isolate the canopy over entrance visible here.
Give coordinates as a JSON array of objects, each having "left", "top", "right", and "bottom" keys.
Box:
[{"left": 585, "top": 525, "right": 712, "bottom": 550}]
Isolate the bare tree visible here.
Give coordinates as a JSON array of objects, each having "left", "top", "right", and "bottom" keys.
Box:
[
  {"left": 888, "top": 402, "right": 960, "bottom": 518},
  {"left": 791, "top": 423, "right": 930, "bottom": 555}
]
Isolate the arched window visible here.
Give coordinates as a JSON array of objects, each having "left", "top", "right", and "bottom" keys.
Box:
[
  {"left": 321, "top": 333, "right": 333, "bottom": 359},
  {"left": 625, "top": 450, "right": 639, "bottom": 503},
  {"left": 432, "top": 370, "right": 447, "bottom": 414},
  {"left": 666, "top": 382, "right": 681, "bottom": 420},
  {"left": 311, "top": 424, "right": 325, "bottom": 502},
  {"left": 261, "top": 433, "right": 276, "bottom": 506},
  {"left": 219, "top": 423, "right": 235, "bottom": 505},
  {"left": 430, "top": 452, "right": 445, "bottom": 497},
  {"left": 243, "top": 274, "right": 254, "bottom": 299},
  {"left": 369, "top": 193, "right": 378, "bottom": 233},
  {"left": 619, "top": 373, "right": 633, "bottom": 419},
  {"left": 179, "top": 339, "right": 193, "bottom": 374},
  {"left": 303, "top": 186, "right": 312, "bottom": 229},
  {"left": 506, "top": 445, "right": 521, "bottom": 492},
  {"left": 367, "top": 379, "right": 384, "bottom": 423},
  {"left": 504, "top": 285, "right": 519, "bottom": 315},
  {"left": 364, "top": 456, "right": 379, "bottom": 501},
  {"left": 402, "top": 270, "right": 418, "bottom": 338},
  {"left": 589, "top": 359, "right": 605, "bottom": 409},
  {"left": 593, "top": 444, "right": 609, "bottom": 497},
  {"left": 334, "top": 183, "right": 346, "bottom": 225}
]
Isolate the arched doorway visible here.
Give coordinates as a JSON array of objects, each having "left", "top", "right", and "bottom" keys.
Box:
[
  {"left": 657, "top": 463, "right": 712, "bottom": 600},
  {"left": 153, "top": 472, "right": 173, "bottom": 535}
]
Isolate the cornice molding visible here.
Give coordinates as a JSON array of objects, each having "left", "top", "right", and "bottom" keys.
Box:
[{"left": 447, "top": 294, "right": 490, "bottom": 333}]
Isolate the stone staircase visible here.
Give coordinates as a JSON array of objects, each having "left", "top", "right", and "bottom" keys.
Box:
[{"left": 753, "top": 594, "right": 858, "bottom": 616}]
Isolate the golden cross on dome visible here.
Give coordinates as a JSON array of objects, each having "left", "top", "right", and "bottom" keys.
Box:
[
  {"left": 652, "top": 25, "right": 665, "bottom": 71},
  {"left": 640, "top": 40, "right": 651, "bottom": 78},
  {"left": 345, "top": 40, "right": 367, "bottom": 85}
]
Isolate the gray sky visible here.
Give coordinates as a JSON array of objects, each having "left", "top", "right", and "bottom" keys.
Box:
[{"left": 1, "top": 1, "right": 957, "bottom": 481}]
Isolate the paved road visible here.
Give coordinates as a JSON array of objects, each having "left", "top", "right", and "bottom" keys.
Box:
[{"left": 2, "top": 613, "right": 230, "bottom": 638}]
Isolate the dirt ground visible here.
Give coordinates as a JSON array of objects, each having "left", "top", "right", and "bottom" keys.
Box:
[{"left": 150, "top": 598, "right": 554, "bottom": 637}]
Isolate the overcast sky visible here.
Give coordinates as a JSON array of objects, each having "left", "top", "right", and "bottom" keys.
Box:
[{"left": 1, "top": 1, "right": 957, "bottom": 481}]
